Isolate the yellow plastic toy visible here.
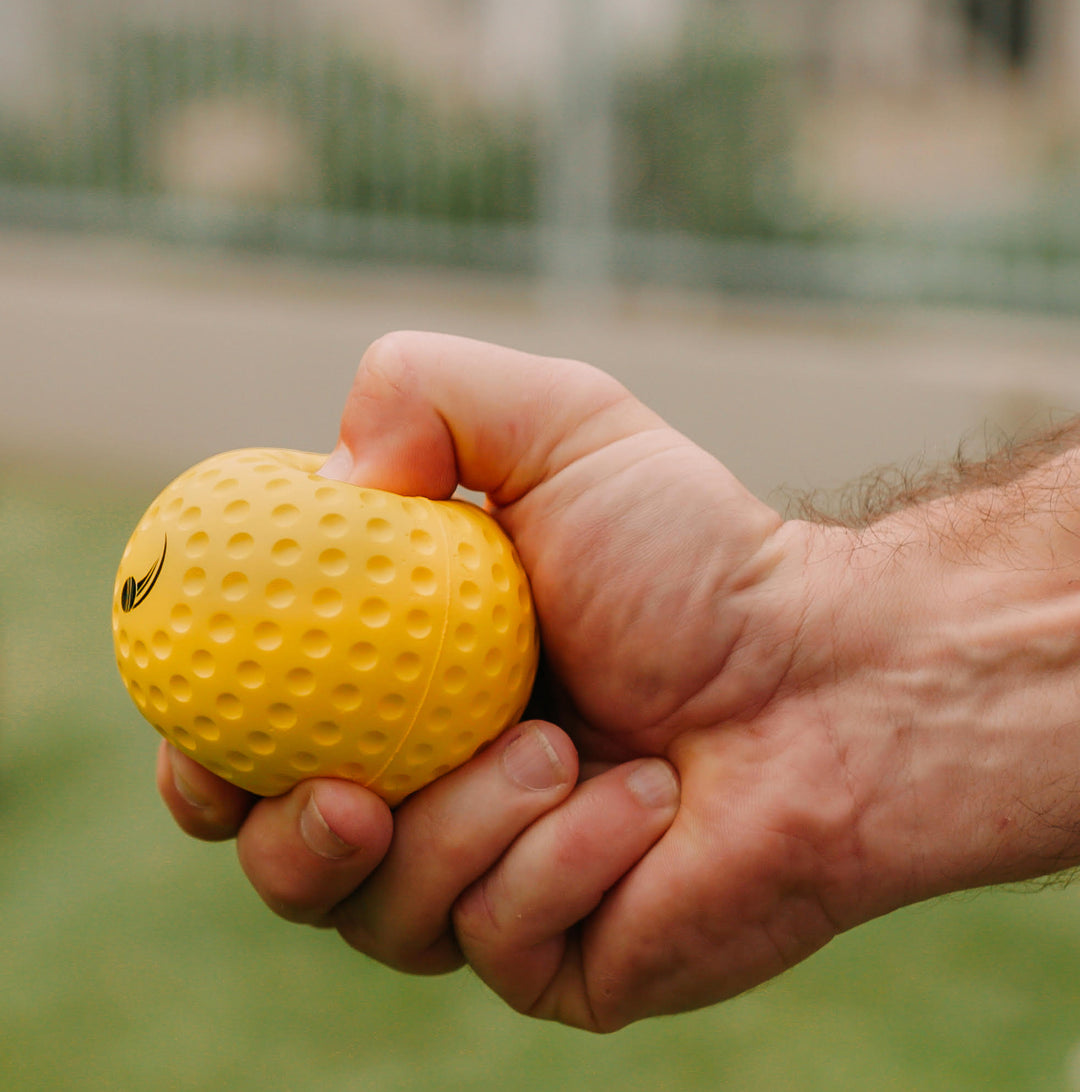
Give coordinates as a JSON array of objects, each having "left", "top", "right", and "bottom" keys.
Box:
[{"left": 112, "top": 448, "right": 539, "bottom": 805}]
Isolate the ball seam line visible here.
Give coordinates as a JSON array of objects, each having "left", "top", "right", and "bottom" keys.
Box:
[{"left": 361, "top": 494, "right": 453, "bottom": 797}]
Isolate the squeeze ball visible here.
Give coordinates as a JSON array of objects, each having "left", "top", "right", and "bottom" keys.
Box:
[{"left": 112, "top": 448, "right": 539, "bottom": 805}]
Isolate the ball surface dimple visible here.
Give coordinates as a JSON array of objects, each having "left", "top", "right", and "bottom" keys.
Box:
[{"left": 112, "top": 447, "right": 539, "bottom": 805}]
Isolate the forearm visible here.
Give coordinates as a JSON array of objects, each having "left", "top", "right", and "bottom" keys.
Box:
[{"left": 816, "top": 441, "right": 1080, "bottom": 919}]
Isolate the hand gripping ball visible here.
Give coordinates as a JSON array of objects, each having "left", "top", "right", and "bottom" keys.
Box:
[{"left": 112, "top": 449, "right": 539, "bottom": 805}]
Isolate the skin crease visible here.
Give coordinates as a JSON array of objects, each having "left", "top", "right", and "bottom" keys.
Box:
[{"left": 159, "top": 331, "right": 1080, "bottom": 1032}]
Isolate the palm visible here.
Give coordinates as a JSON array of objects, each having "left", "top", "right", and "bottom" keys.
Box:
[{"left": 501, "top": 426, "right": 791, "bottom": 761}]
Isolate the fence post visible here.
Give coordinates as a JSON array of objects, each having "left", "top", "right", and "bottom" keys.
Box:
[{"left": 538, "top": 0, "right": 616, "bottom": 292}]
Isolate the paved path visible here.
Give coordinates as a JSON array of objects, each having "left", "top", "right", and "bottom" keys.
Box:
[{"left": 5, "top": 229, "right": 1080, "bottom": 506}]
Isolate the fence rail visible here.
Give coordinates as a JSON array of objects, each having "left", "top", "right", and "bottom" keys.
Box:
[{"left": 2, "top": 0, "right": 1079, "bottom": 314}]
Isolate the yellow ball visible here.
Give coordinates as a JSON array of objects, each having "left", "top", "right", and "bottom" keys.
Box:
[{"left": 112, "top": 448, "right": 539, "bottom": 805}]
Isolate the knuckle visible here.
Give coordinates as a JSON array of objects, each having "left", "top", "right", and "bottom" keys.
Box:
[
  {"left": 359, "top": 332, "right": 416, "bottom": 396},
  {"left": 450, "top": 876, "right": 504, "bottom": 955},
  {"left": 238, "top": 850, "right": 326, "bottom": 926},
  {"left": 331, "top": 902, "right": 379, "bottom": 955},
  {"left": 173, "top": 811, "right": 237, "bottom": 843},
  {"left": 401, "top": 800, "right": 475, "bottom": 864},
  {"left": 255, "top": 876, "right": 326, "bottom": 926},
  {"left": 334, "top": 903, "right": 463, "bottom": 976},
  {"left": 394, "top": 941, "right": 465, "bottom": 977}
]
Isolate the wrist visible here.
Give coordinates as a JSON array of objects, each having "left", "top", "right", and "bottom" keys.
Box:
[{"left": 818, "top": 458, "right": 1080, "bottom": 916}]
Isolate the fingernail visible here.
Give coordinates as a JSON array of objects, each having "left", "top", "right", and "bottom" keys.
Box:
[
  {"left": 300, "top": 792, "right": 356, "bottom": 860},
  {"left": 169, "top": 750, "right": 209, "bottom": 810},
  {"left": 318, "top": 445, "right": 355, "bottom": 483},
  {"left": 626, "top": 760, "right": 680, "bottom": 810},
  {"left": 502, "top": 724, "right": 566, "bottom": 791}
]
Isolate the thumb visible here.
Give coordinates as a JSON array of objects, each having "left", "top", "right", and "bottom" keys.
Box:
[{"left": 318, "top": 331, "right": 663, "bottom": 503}]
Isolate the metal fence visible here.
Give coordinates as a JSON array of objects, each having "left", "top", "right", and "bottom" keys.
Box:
[{"left": 2, "top": 0, "right": 1080, "bottom": 314}]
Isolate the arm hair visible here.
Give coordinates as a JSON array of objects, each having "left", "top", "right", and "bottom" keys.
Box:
[{"left": 787, "top": 418, "right": 1080, "bottom": 530}]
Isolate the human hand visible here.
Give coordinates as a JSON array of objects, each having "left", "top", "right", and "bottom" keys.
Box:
[{"left": 161, "top": 332, "right": 1080, "bottom": 1030}]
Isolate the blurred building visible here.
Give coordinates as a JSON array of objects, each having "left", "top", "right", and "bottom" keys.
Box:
[
  {"left": 0, "top": 0, "right": 685, "bottom": 108},
  {"left": 2, "top": 0, "right": 1079, "bottom": 309},
  {"left": 733, "top": 0, "right": 1080, "bottom": 224}
]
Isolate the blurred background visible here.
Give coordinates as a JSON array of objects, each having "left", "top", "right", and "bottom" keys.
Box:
[{"left": 5, "top": 1, "right": 1080, "bottom": 1089}]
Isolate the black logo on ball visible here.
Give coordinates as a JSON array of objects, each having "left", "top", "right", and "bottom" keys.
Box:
[{"left": 121, "top": 536, "right": 168, "bottom": 613}]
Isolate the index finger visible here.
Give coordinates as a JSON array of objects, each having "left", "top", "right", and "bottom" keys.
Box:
[{"left": 321, "top": 331, "right": 664, "bottom": 503}]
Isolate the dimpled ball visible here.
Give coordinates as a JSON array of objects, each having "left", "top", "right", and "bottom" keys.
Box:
[{"left": 112, "top": 448, "right": 539, "bottom": 805}]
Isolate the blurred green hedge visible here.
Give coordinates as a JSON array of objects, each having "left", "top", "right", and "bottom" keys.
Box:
[{"left": 0, "top": 20, "right": 794, "bottom": 238}]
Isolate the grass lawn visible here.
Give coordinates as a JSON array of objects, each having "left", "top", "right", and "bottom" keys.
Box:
[{"left": 4, "top": 463, "right": 1080, "bottom": 1092}]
